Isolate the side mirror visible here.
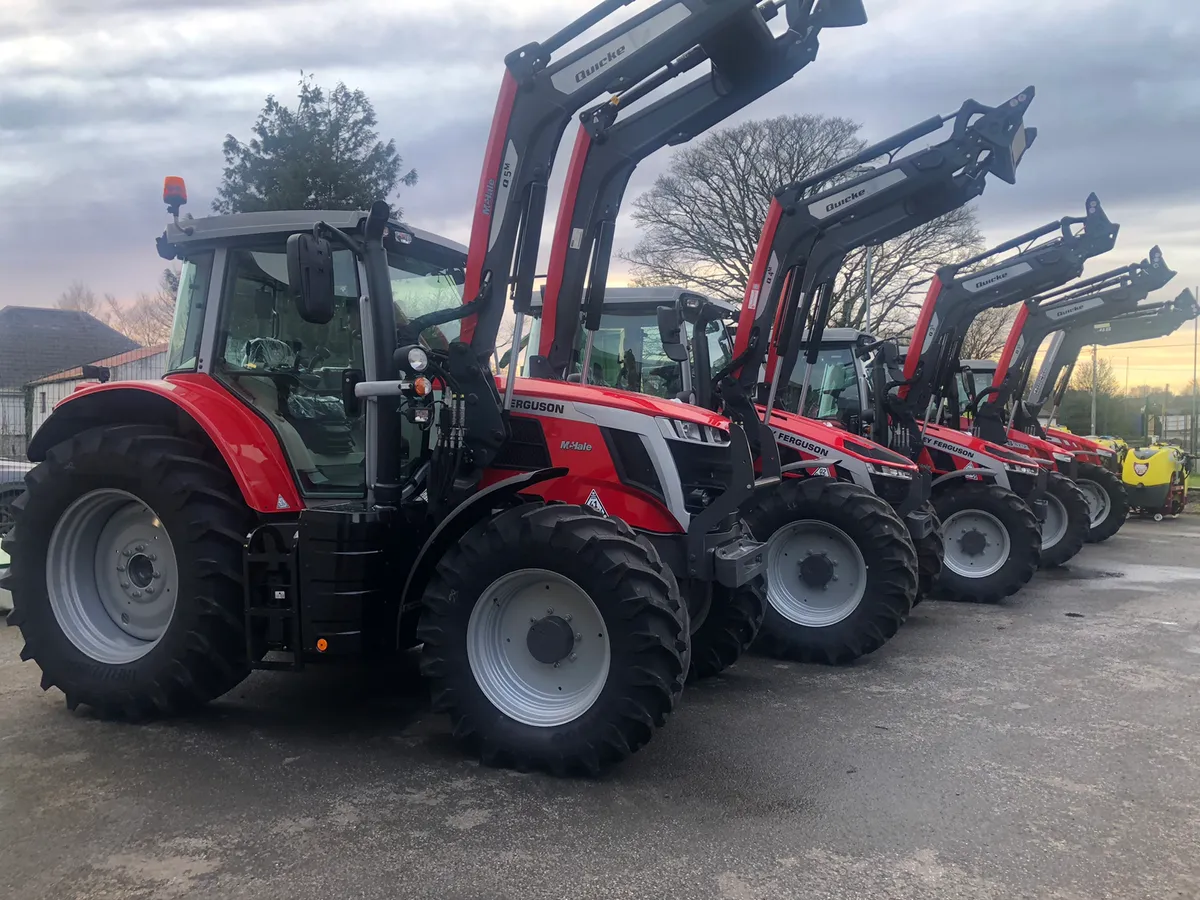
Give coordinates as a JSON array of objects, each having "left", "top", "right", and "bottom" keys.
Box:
[
  {"left": 657, "top": 306, "right": 689, "bottom": 363},
  {"left": 807, "top": 0, "right": 867, "bottom": 29},
  {"left": 287, "top": 232, "right": 336, "bottom": 325}
]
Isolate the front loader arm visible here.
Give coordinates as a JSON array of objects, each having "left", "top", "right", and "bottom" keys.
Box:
[
  {"left": 724, "top": 87, "right": 1037, "bottom": 417},
  {"left": 987, "top": 246, "right": 1175, "bottom": 412},
  {"left": 538, "top": 0, "right": 866, "bottom": 375},
  {"left": 1033, "top": 287, "right": 1199, "bottom": 416},
  {"left": 459, "top": 0, "right": 794, "bottom": 359},
  {"left": 898, "top": 193, "right": 1120, "bottom": 419}
]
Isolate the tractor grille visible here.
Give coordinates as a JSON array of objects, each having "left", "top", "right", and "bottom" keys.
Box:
[
  {"left": 1006, "top": 469, "right": 1038, "bottom": 500},
  {"left": 668, "top": 441, "right": 734, "bottom": 514},
  {"left": 871, "top": 474, "right": 912, "bottom": 508},
  {"left": 493, "top": 415, "right": 552, "bottom": 470},
  {"left": 601, "top": 428, "right": 665, "bottom": 503}
]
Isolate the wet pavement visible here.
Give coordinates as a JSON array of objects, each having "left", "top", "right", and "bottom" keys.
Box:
[{"left": 1, "top": 516, "right": 1199, "bottom": 899}]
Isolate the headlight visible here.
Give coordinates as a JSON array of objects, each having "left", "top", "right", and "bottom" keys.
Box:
[
  {"left": 407, "top": 346, "right": 429, "bottom": 373},
  {"left": 866, "top": 462, "right": 914, "bottom": 480},
  {"left": 1051, "top": 452, "right": 1073, "bottom": 464},
  {"left": 1002, "top": 462, "right": 1041, "bottom": 476},
  {"left": 657, "top": 418, "right": 730, "bottom": 445}
]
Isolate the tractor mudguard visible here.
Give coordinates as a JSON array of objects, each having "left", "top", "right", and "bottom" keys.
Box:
[
  {"left": 780, "top": 456, "right": 844, "bottom": 475},
  {"left": 397, "top": 467, "right": 568, "bottom": 624},
  {"left": 26, "top": 375, "right": 303, "bottom": 514},
  {"left": 930, "top": 468, "right": 999, "bottom": 489}
]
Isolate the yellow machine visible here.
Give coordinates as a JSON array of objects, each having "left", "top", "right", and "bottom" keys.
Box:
[
  {"left": 1122, "top": 442, "right": 1190, "bottom": 520},
  {"left": 1091, "top": 435, "right": 1129, "bottom": 467}
]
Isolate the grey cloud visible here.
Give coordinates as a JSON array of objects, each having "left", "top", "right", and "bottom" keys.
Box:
[{"left": 1, "top": 0, "right": 1198, "bottom": 308}]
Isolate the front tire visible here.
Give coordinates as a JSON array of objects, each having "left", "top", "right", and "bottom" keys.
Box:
[
  {"left": 684, "top": 578, "right": 766, "bottom": 681},
  {"left": 1076, "top": 463, "right": 1129, "bottom": 543},
  {"left": 2, "top": 425, "right": 253, "bottom": 718},
  {"left": 1039, "top": 472, "right": 1090, "bottom": 568},
  {"left": 912, "top": 503, "right": 944, "bottom": 605},
  {"left": 417, "top": 503, "right": 687, "bottom": 776},
  {"left": 742, "top": 478, "right": 917, "bottom": 666},
  {"left": 933, "top": 483, "right": 1040, "bottom": 603}
]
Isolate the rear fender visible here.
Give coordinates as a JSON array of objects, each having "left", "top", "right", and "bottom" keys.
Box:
[
  {"left": 26, "top": 375, "right": 302, "bottom": 514},
  {"left": 397, "top": 467, "right": 568, "bottom": 629}
]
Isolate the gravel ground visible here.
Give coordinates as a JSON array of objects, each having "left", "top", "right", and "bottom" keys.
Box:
[{"left": 1, "top": 516, "right": 1199, "bottom": 900}]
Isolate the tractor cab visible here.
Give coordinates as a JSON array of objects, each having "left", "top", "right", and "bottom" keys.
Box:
[{"left": 157, "top": 207, "right": 468, "bottom": 501}]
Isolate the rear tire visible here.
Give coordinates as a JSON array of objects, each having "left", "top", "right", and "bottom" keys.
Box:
[
  {"left": 1039, "top": 472, "right": 1089, "bottom": 568},
  {"left": 0, "top": 487, "right": 22, "bottom": 538},
  {"left": 685, "top": 578, "right": 766, "bottom": 681},
  {"left": 742, "top": 479, "right": 917, "bottom": 666},
  {"left": 1, "top": 425, "right": 253, "bottom": 718},
  {"left": 417, "top": 502, "right": 687, "bottom": 776},
  {"left": 933, "top": 482, "right": 1040, "bottom": 603},
  {"left": 1077, "top": 463, "right": 1128, "bottom": 543},
  {"left": 912, "top": 503, "right": 944, "bottom": 605}
]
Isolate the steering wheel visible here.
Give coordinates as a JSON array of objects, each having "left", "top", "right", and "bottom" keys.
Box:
[{"left": 963, "top": 385, "right": 1003, "bottom": 418}]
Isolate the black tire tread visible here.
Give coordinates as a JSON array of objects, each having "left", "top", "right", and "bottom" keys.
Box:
[
  {"left": 417, "top": 502, "right": 686, "bottom": 777},
  {"left": 2, "top": 425, "right": 253, "bottom": 719},
  {"left": 912, "top": 502, "right": 944, "bottom": 605},
  {"left": 687, "top": 578, "right": 766, "bottom": 681},
  {"left": 1077, "top": 463, "right": 1129, "bottom": 544},
  {"left": 1040, "top": 472, "right": 1090, "bottom": 568}
]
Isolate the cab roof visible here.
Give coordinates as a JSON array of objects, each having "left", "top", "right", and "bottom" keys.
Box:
[{"left": 164, "top": 210, "right": 467, "bottom": 255}]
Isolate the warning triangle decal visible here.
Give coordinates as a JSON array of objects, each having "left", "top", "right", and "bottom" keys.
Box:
[{"left": 585, "top": 489, "right": 608, "bottom": 516}]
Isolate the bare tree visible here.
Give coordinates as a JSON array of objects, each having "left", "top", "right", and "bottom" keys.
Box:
[
  {"left": 57, "top": 282, "right": 110, "bottom": 323},
  {"left": 624, "top": 114, "right": 983, "bottom": 336},
  {"left": 958, "top": 306, "right": 1018, "bottom": 360},
  {"left": 115, "top": 268, "right": 179, "bottom": 346},
  {"left": 1070, "top": 356, "right": 1121, "bottom": 397}
]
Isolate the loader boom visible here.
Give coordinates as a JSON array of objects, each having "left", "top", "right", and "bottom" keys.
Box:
[
  {"left": 898, "top": 194, "right": 1120, "bottom": 421},
  {"left": 536, "top": 0, "right": 867, "bottom": 376},
  {"left": 725, "top": 89, "right": 1036, "bottom": 433},
  {"left": 980, "top": 246, "right": 1175, "bottom": 422}
]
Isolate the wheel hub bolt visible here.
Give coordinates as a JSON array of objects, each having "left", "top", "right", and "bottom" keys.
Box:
[
  {"left": 136, "top": 544, "right": 146, "bottom": 553},
  {"left": 131, "top": 590, "right": 142, "bottom": 598},
  {"left": 569, "top": 653, "right": 578, "bottom": 662},
  {"left": 117, "top": 565, "right": 126, "bottom": 573},
  {"left": 121, "top": 581, "right": 130, "bottom": 589}
]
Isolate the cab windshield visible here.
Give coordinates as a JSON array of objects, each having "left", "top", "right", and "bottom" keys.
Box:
[
  {"left": 389, "top": 255, "right": 465, "bottom": 350},
  {"left": 778, "top": 346, "right": 861, "bottom": 421},
  {"left": 552, "top": 308, "right": 733, "bottom": 401}
]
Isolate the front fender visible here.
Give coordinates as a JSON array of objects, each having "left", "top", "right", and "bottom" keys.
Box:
[
  {"left": 398, "top": 467, "right": 568, "bottom": 622},
  {"left": 27, "top": 374, "right": 303, "bottom": 514},
  {"left": 931, "top": 469, "right": 998, "bottom": 490}
]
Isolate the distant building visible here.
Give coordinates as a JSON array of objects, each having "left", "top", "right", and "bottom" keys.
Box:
[
  {"left": 0, "top": 306, "right": 139, "bottom": 459},
  {"left": 26, "top": 344, "right": 169, "bottom": 438}
]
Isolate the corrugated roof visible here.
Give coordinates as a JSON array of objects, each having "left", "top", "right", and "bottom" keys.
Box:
[
  {"left": 0, "top": 306, "right": 140, "bottom": 388},
  {"left": 28, "top": 344, "right": 169, "bottom": 386}
]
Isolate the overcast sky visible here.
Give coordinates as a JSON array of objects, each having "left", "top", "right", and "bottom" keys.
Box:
[{"left": 2, "top": 0, "right": 1197, "bottom": 383}]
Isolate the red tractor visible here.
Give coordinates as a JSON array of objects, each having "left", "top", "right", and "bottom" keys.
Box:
[
  {"left": 2, "top": 0, "right": 872, "bottom": 775},
  {"left": 959, "top": 245, "right": 1177, "bottom": 542}
]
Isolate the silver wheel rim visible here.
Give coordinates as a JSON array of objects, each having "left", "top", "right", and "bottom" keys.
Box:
[
  {"left": 942, "top": 509, "right": 1011, "bottom": 579},
  {"left": 765, "top": 520, "right": 868, "bottom": 627},
  {"left": 466, "top": 568, "right": 611, "bottom": 728},
  {"left": 1039, "top": 493, "right": 1069, "bottom": 550},
  {"left": 46, "top": 489, "right": 179, "bottom": 665},
  {"left": 1077, "top": 479, "right": 1110, "bottom": 528}
]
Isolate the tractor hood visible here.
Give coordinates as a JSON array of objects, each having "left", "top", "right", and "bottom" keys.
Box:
[
  {"left": 921, "top": 421, "right": 1042, "bottom": 468},
  {"left": 762, "top": 406, "right": 919, "bottom": 472},
  {"left": 507, "top": 377, "right": 731, "bottom": 430},
  {"left": 1044, "top": 427, "right": 1113, "bottom": 460}
]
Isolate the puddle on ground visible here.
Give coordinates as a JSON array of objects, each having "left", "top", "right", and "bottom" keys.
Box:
[{"left": 1043, "top": 563, "right": 1200, "bottom": 585}]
